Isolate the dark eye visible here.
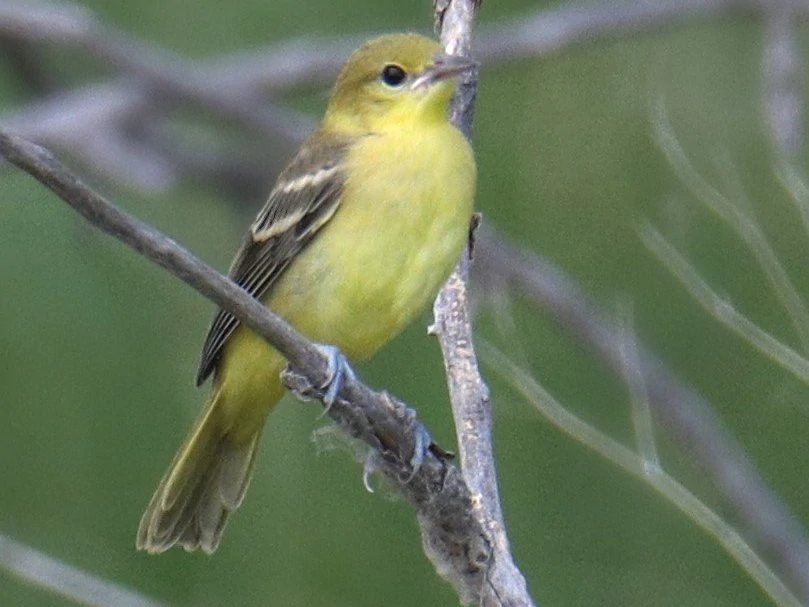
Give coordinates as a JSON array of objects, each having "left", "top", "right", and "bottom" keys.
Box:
[{"left": 381, "top": 64, "right": 407, "bottom": 87}]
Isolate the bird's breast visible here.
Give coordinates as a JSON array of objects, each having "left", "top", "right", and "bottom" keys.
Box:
[{"left": 268, "top": 122, "right": 476, "bottom": 359}]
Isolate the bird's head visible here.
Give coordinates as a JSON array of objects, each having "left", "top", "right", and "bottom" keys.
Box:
[{"left": 323, "top": 33, "right": 476, "bottom": 133}]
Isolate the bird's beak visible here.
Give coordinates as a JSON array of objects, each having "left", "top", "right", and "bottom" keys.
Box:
[{"left": 410, "top": 52, "right": 477, "bottom": 90}]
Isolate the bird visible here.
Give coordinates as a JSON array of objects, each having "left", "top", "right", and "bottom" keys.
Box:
[{"left": 136, "top": 32, "right": 477, "bottom": 555}]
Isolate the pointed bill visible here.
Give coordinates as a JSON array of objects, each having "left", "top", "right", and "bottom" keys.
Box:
[{"left": 410, "top": 52, "right": 477, "bottom": 90}]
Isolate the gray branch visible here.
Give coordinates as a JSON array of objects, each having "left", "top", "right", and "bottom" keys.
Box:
[
  {"left": 761, "top": 3, "right": 804, "bottom": 156},
  {"left": 0, "top": 128, "right": 490, "bottom": 605},
  {"left": 432, "top": 1, "right": 534, "bottom": 605},
  {"left": 0, "top": 533, "right": 162, "bottom": 607}
]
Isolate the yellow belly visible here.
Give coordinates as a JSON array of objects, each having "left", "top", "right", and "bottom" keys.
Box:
[
  {"left": 216, "top": 121, "right": 475, "bottom": 431},
  {"left": 272, "top": 124, "right": 475, "bottom": 357}
]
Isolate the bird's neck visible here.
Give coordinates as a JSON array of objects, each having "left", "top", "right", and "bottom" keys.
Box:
[{"left": 323, "top": 98, "right": 450, "bottom": 137}]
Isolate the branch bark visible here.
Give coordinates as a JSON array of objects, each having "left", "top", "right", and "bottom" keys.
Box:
[{"left": 432, "top": 1, "right": 535, "bottom": 605}]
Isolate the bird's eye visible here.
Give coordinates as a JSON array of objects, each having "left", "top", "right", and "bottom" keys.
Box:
[{"left": 381, "top": 64, "right": 407, "bottom": 87}]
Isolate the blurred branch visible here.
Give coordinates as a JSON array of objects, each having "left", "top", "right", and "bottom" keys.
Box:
[
  {"left": 0, "top": 83, "right": 177, "bottom": 190},
  {"left": 0, "top": 2, "right": 317, "bottom": 189},
  {"left": 474, "top": 224, "right": 809, "bottom": 603},
  {"left": 0, "top": 2, "right": 315, "bottom": 141},
  {"left": 0, "top": 532, "right": 163, "bottom": 607},
  {"left": 0, "top": 0, "right": 786, "bottom": 192},
  {"left": 761, "top": 4, "right": 804, "bottom": 157},
  {"left": 0, "top": 128, "right": 491, "bottom": 606},
  {"left": 778, "top": 161, "right": 809, "bottom": 239},
  {"left": 615, "top": 301, "right": 660, "bottom": 470},
  {"left": 652, "top": 101, "right": 809, "bottom": 353},
  {"left": 476, "top": 0, "right": 760, "bottom": 60},
  {"left": 480, "top": 343, "right": 802, "bottom": 607},
  {"left": 640, "top": 223, "right": 809, "bottom": 394}
]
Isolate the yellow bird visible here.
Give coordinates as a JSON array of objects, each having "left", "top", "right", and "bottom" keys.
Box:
[{"left": 136, "top": 33, "right": 477, "bottom": 554}]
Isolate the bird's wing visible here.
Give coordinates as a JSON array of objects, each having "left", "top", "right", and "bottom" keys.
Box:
[{"left": 196, "top": 133, "right": 350, "bottom": 385}]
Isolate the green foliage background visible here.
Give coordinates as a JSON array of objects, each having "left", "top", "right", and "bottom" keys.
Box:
[{"left": 1, "top": 1, "right": 807, "bottom": 605}]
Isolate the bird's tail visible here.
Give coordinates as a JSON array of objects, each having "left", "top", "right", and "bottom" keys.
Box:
[{"left": 136, "top": 384, "right": 267, "bottom": 555}]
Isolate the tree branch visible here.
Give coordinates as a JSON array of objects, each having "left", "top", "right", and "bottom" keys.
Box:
[
  {"left": 475, "top": 224, "right": 809, "bottom": 604},
  {"left": 432, "top": 1, "right": 534, "bottom": 605},
  {"left": 0, "top": 127, "right": 490, "bottom": 605}
]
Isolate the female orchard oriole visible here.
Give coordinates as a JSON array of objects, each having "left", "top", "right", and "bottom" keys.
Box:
[{"left": 136, "top": 33, "right": 477, "bottom": 554}]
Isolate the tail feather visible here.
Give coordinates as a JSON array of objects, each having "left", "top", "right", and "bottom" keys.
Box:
[
  {"left": 218, "top": 430, "right": 263, "bottom": 510},
  {"left": 136, "top": 390, "right": 264, "bottom": 555}
]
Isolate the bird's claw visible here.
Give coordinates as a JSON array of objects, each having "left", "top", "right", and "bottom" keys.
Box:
[
  {"left": 362, "top": 452, "right": 378, "bottom": 493},
  {"left": 401, "top": 421, "right": 436, "bottom": 483},
  {"left": 428, "top": 441, "right": 455, "bottom": 460},
  {"left": 281, "top": 343, "right": 355, "bottom": 411},
  {"left": 316, "top": 343, "right": 356, "bottom": 410}
]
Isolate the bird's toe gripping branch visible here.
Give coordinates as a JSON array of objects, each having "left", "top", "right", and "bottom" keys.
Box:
[
  {"left": 405, "top": 420, "right": 433, "bottom": 481},
  {"left": 392, "top": 396, "right": 454, "bottom": 482},
  {"left": 281, "top": 343, "right": 356, "bottom": 410},
  {"left": 317, "top": 344, "right": 356, "bottom": 407}
]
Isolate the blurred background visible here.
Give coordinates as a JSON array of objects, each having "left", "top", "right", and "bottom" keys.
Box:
[{"left": 1, "top": 0, "right": 808, "bottom": 605}]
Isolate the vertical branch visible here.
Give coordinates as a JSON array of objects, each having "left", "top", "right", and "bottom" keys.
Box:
[
  {"left": 761, "top": 4, "right": 803, "bottom": 157},
  {"left": 615, "top": 301, "right": 661, "bottom": 470},
  {"left": 432, "top": 1, "right": 534, "bottom": 605}
]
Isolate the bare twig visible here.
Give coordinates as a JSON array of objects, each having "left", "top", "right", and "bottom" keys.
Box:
[
  {"left": 652, "top": 101, "right": 809, "bottom": 353},
  {"left": 481, "top": 343, "right": 802, "bottom": 607},
  {"left": 777, "top": 161, "right": 809, "bottom": 238},
  {"left": 0, "top": 532, "right": 163, "bottom": 607},
  {"left": 0, "top": 82, "right": 177, "bottom": 189},
  {"left": 476, "top": 0, "right": 760, "bottom": 61},
  {"left": 432, "top": 1, "right": 534, "bottom": 606},
  {"left": 0, "top": 2, "right": 315, "bottom": 140},
  {"left": 615, "top": 301, "right": 660, "bottom": 470},
  {"left": 475, "top": 225, "right": 809, "bottom": 603},
  {"left": 640, "top": 223, "right": 809, "bottom": 393},
  {"left": 0, "top": 128, "right": 491, "bottom": 605}
]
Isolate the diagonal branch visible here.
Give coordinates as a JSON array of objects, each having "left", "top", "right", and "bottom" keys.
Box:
[
  {"left": 0, "top": 533, "right": 163, "bottom": 607},
  {"left": 481, "top": 343, "right": 801, "bottom": 607},
  {"left": 0, "top": 127, "right": 490, "bottom": 605},
  {"left": 0, "top": 0, "right": 769, "bottom": 169},
  {"left": 475, "top": 224, "right": 809, "bottom": 604}
]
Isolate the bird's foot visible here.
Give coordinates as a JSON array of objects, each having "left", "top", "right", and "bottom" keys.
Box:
[
  {"left": 281, "top": 343, "right": 355, "bottom": 412},
  {"left": 399, "top": 412, "right": 453, "bottom": 482},
  {"left": 315, "top": 344, "right": 355, "bottom": 408}
]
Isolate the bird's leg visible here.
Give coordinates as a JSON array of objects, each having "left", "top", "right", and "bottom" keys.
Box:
[{"left": 391, "top": 393, "right": 453, "bottom": 481}]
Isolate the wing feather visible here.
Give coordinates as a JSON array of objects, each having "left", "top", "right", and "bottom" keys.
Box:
[{"left": 196, "top": 134, "right": 350, "bottom": 385}]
